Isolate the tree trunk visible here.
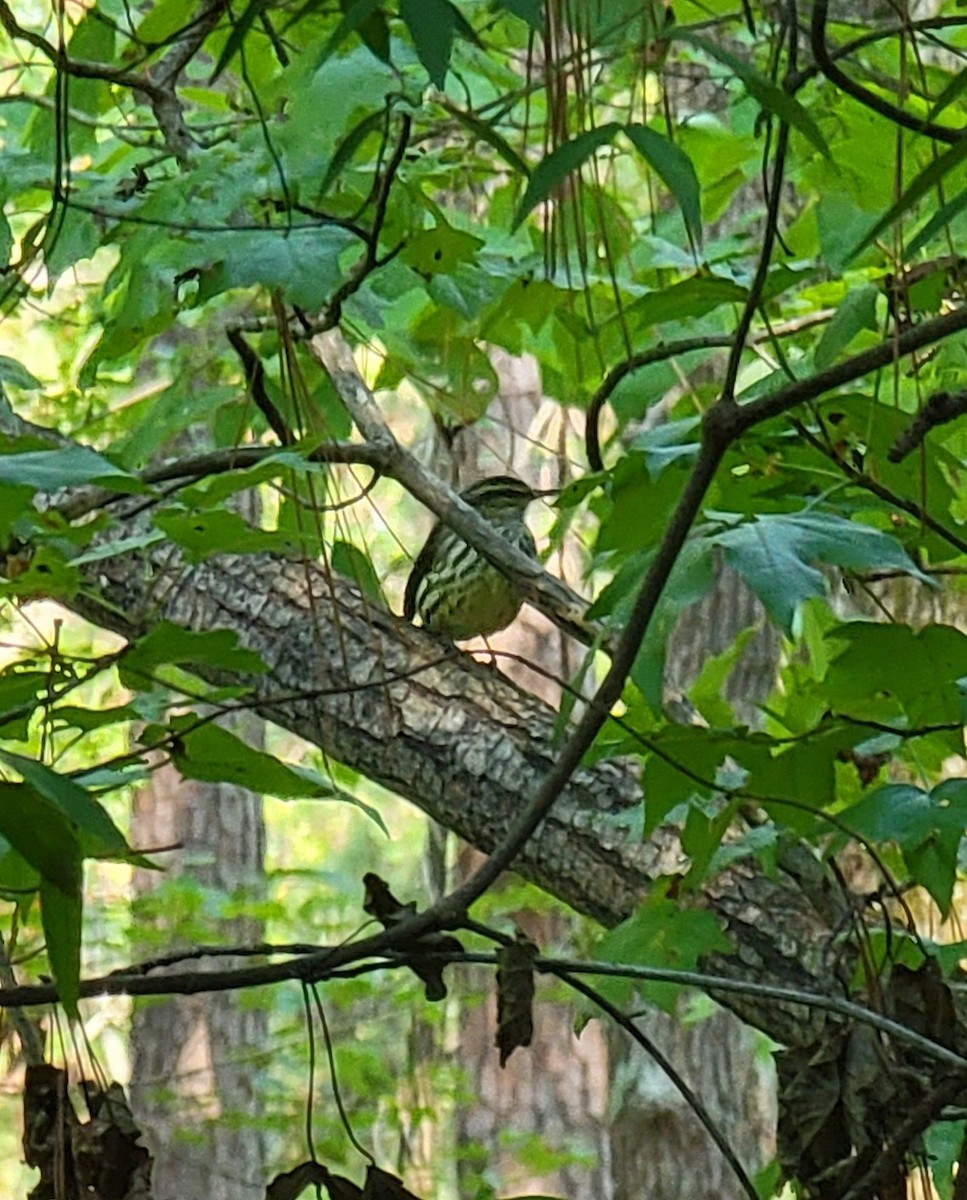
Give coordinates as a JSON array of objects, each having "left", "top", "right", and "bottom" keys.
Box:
[
  {"left": 610, "top": 1007, "right": 774, "bottom": 1200},
  {"left": 129, "top": 712, "right": 267, "bottom": 1200},
  {"left": 609, "top": 562, "right": 779, "bottom": 1200}
]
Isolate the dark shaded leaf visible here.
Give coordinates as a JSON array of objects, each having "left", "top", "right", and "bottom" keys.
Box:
[
  {"left": 40, "top": 879, "right": 82, "bottom": 1016},
  {"left": 0, "top": 782, "right": 82, "bottom": 895},
  {"left": 495, "top": 0, "right": 542, "bottom": 29},
  {"left": 267, "top": 1161, "right": 362, "bottom": 1200},
  {"left": 0, "top": 355, "right": 41, "bottom": 389},
  {"left": 362, "top": 873, "right": 461, "bottom": 1000},
  {"left": 331, "top": 540, "right": 384, "bottom": 602},
  {"left": 362, "top": 1166, "right": 423, "bottom": 1200},
  {"left": 400, "top": 0, "right": 460, "bottom": 88},
  {"left": 623, "top": 123, "right": 702, "bottom": 246},
  {"left": 210, "top": 0, "right": 267, "bottom": 82},
  {"left": 495, "top": 931, "right": 538, "bottom": 1066},
  {"left": 512, "top": 124, "right": 622, "bottom": 229},
  {"left": 321, "top": 108, "right": 389, "bottom": 196},
  {"left": 0, "top": 750, "right": 130, "bottom": 858}
]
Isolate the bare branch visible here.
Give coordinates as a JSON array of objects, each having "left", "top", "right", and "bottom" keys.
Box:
[{"left": 887, "top": 388, "right": 967, "bottom": 462}]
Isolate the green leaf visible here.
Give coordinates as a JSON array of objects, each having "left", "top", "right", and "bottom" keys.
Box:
[
  {"left": 813, "top": 284, "right": 879, "bottom": 369},
  {"left": 0, "top": 445, "right": 138, "bottom": 490},
  {"left": 716, "top": 512, "right": 933, "bottom": 634},
  {"left": 848, "top": 138, "right": 967, "bottom": 260},
  {"left": 69, "top": 528, "right": 166, "bottom": 566},
  {"left": 0, "top": 782, "right": 83, "bottom": 895},
  {"left": 50, "top": 703, "right": 139, "bottom": 734},
  {"left": 905, "top": 185, "right": 967, "bottom": 258},
  {"left": 400, "top": 0, "right": 461, "bottom": 88},
  {"left": 320, "top": 108, "right": 389, "bottom": 196},
  {"left": 44, "top": 207, "right": 100, "bottom": 285},
  {"left": 331, "top": 540, "right": 384, "bottom": 602},
  {"left": 0, "top": 670, "right": 48, "bottom": 738},
  {"left": 40, "top": 879, "right": 82, "bottom": 1017},
  {"left": 210, "top": 0, "right": 266, "bottom": 82},
  {"left": 0, "top": 834, "right": 38, "bottom": 895},
  {"left": 136, "top": 0, "right": 197, "bottom": 43},
  {"left": 688, "top": 627, "right": 758, "bottom": 727},
  {"left": 594, "top": 885, "right": 732, "bottom": 1012},
  {"left": 152, "top": 507, "right": 295, "bottom": 562},
  {"left": 625, "top": 276, "right": 747, "bottom": 329},
  {"left": 823, "top": 623, "right": 967, "bottom": 737},
  {"left": 741, "top": 727, "right": 861, "bottom": 826},
  {"left": 170, "top": 720, "right": 340, "bottom": 797},
  {"left": 307, "top": 0, "right": 386, "bottom": 61},
  {"left": 447, "top": 106, "right": 530, "bottom": 177},
  {"left": 512, "top": 124, "right": 622, "bottom": 230},
  {"left": 0, "top": 545, "right": 81, "bottom": 602},
  {"left": 623, "top": 124, "right": 702, "bottom": 247},
  {"left": 196, "top": 228, "right": 360, "bottom": 309},
  {"left": 169, "top": 721, "right": 387, "bottom": 829},
  {"left": 681, "top": 795, "right": 741, "bottom": 888},
  {"left": 340, "top": 0, "right": 391, "bottom": 61},
  {"left": 641, "top": 726, "right": 723, "bottom": 835},
  {"left": 928, "top": 65, "right": 967, "bottom": 120},
  {"left": 0, "top": 355, "right": 41, "bottom": 390},
  {"left": 629, "top": 417, "right": 701, "bottom": 476},
  {"left": 401, "top": 224, "right": 484, "bottom": 276},
  {"left": 840, "top": 780, "right": 967, "bottom": 916},
  {"left": 119, "top": 622, "right": 266, "bottom": 690},
  {"left": 672, "top": 31, "right": 830, "bottom": 157},
  {"left": 0, "top": 750, "right": 131, "bottom": 859},
  {"left": 630, "top": 540, "right": 715, "bottom": 712}
]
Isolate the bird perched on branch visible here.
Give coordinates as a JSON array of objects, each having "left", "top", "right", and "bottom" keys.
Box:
[{"left": 403, "top": 475, "right": 539, "bottom": 640}]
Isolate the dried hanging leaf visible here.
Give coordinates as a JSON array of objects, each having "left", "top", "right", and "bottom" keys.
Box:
[
  {"left": 362, "top": 872, "right": 462, "bottom": 1001},
  {"left": 266, "top": 1160, "right": 362, "bottom": 1200},
  {"left": 495, "top": 930, "right": 539, "bottom": 1066},
  {"left": 362, "top": 1165, "right": 424, "bottom": 1199},
  {"left": 24, "top": 1067, "right": 152, "bottom": 1200},
  {"left": 72, "top": 1081, "right": 152, "bottom": 1199},
  {"left": 23, "top": 1064, "right": 77, "bottom": 1198},
  {"left": 888, "top": 959, "right": 957, "bottom": 1048}
]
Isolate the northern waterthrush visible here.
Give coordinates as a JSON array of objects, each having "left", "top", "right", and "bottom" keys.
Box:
[{"left": 403, "top": 475, "right": 539, "bottom": 640}]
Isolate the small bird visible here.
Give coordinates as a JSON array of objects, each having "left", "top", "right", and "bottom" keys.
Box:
[{"left": 403, "top": 475, "right": 539, "bottom": 640}]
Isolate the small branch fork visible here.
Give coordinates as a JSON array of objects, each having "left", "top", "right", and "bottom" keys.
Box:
[{"left": 0, "top": 0, "right": 231, "bottom": 164}]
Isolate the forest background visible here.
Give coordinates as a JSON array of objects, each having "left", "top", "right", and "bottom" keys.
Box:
[{"left": 3, "top": 0, "right": 967, "bottom": 1198}]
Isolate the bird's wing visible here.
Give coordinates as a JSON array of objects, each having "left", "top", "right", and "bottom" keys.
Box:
[{"left": 403, "top": 522, "right": 445, "bottom": 621}]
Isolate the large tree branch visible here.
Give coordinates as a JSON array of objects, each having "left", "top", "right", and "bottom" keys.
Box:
[{"left": 65, "top": 530, "right": 845, "bottom": 1048}]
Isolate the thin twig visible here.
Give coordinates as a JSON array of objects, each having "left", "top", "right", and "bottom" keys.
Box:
[
  {"left": 554, "top": 967, "right": 758, "bottom": 1200},
  {"left": 810, "top": 0, "right": 964, "bottom": 143}
]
